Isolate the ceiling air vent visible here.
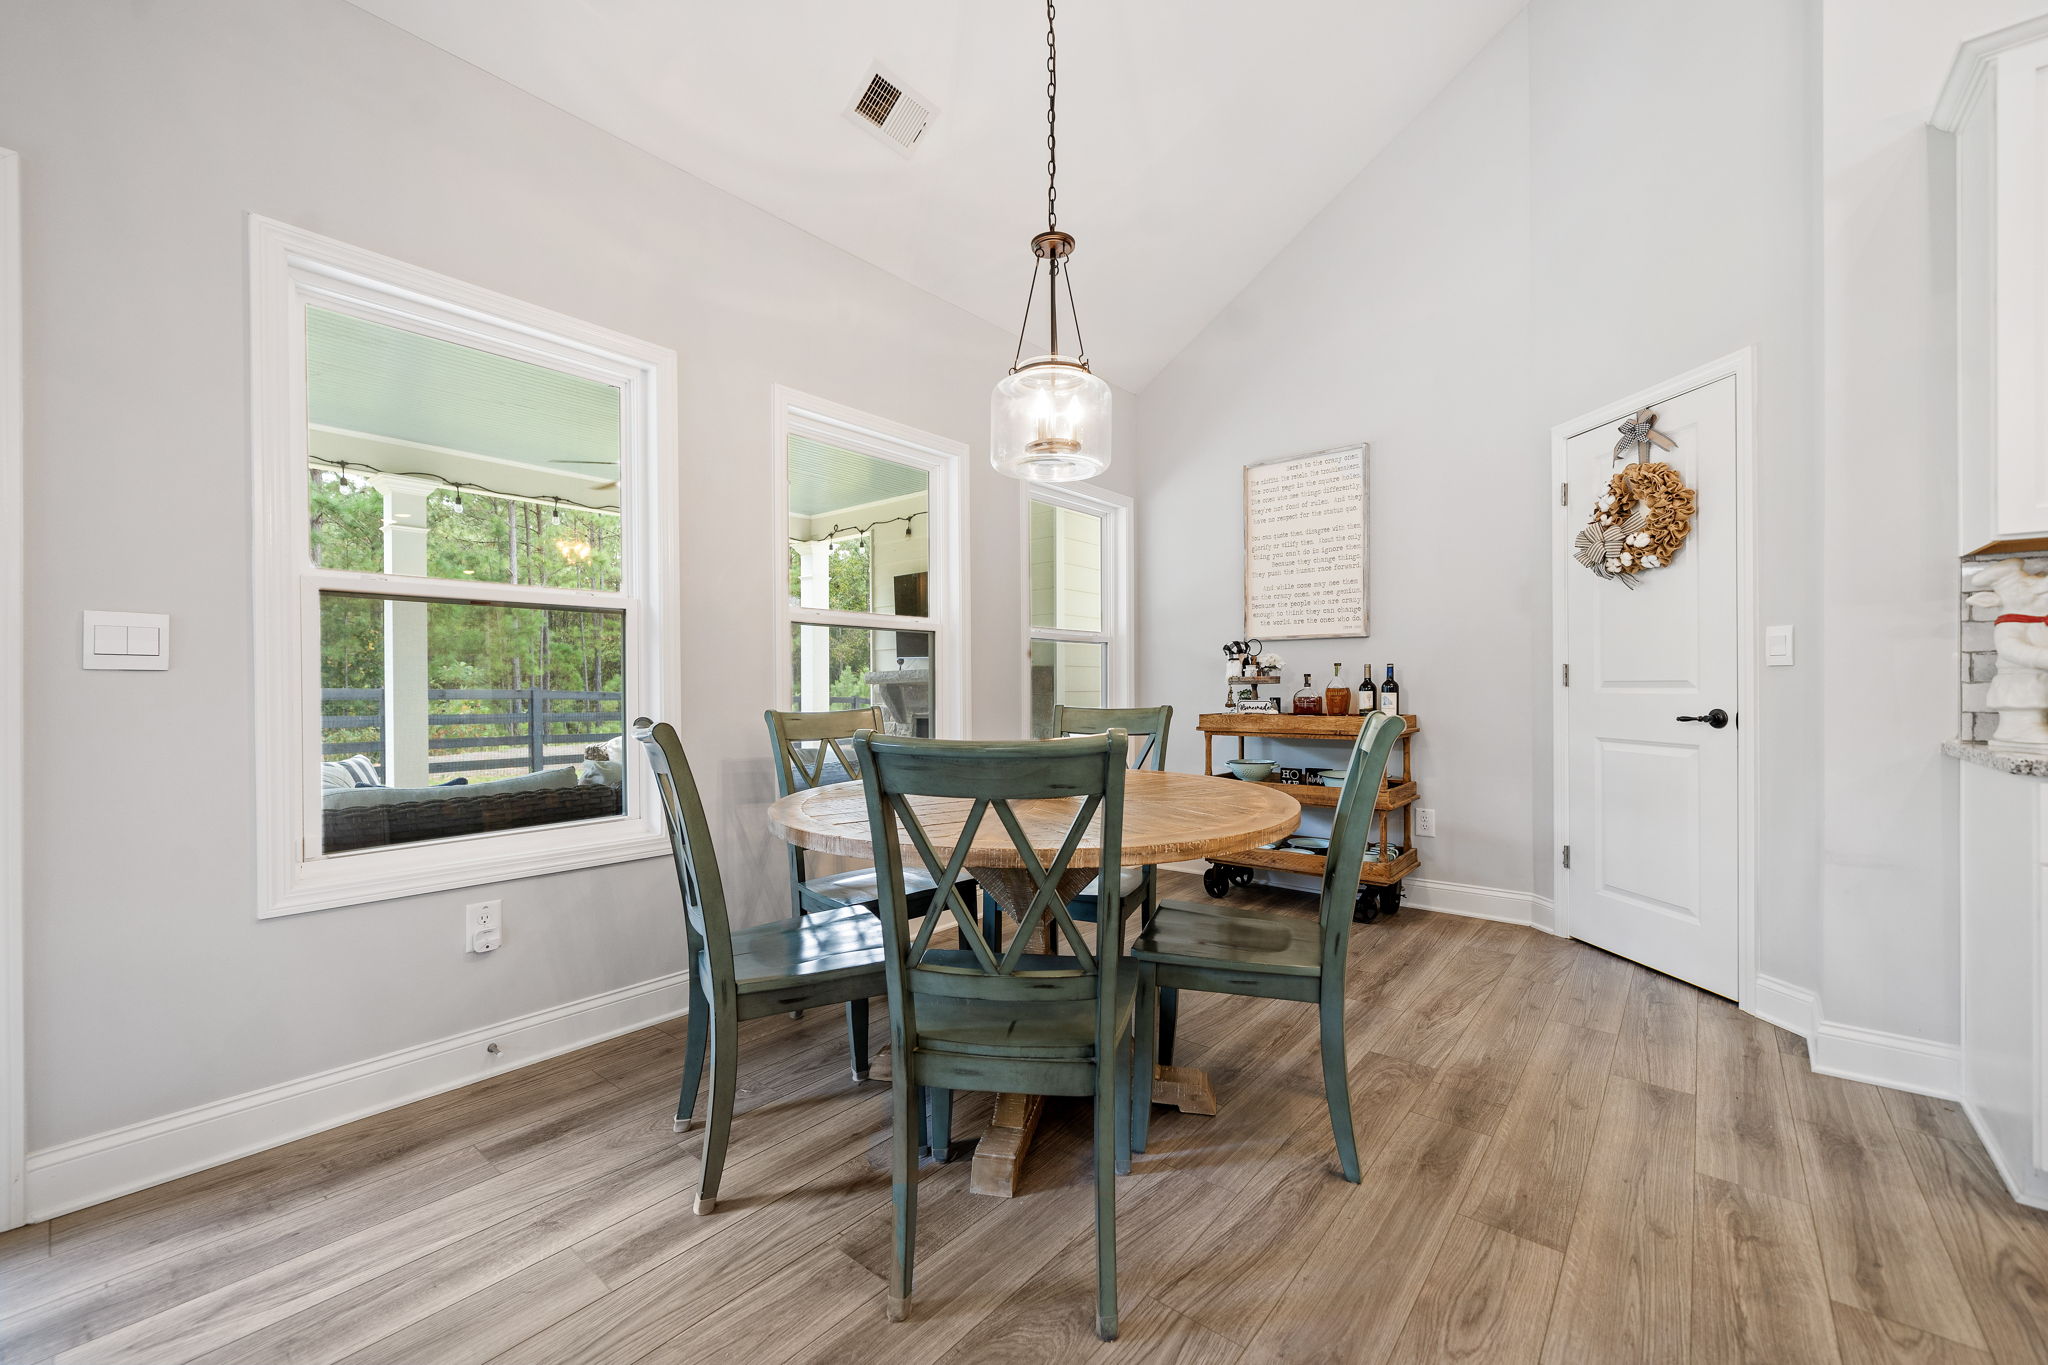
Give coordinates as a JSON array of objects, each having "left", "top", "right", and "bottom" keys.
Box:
[{"left": 845, "top": 68, "right": 934, "bottom": 155}]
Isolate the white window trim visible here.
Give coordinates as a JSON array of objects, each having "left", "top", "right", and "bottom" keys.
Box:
[
  {"left": 771, "top": 387, "right": 969, "bottom": 736},
  {"left": 249, "top": 217, "right": 680, "bottom": 918},
  {"left": 0, "top": 146, "right": 26, "bottom": 1229},
  {"left": 1020, "top": 481, "right": 1135, "bottom": 734}
]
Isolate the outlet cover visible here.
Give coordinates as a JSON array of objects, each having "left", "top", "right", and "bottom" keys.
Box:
[{"left": 1415, "top": 808, "right": 1437, "bottom": 837}]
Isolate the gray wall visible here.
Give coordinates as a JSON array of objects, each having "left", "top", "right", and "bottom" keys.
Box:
[
  {"left": 1134, "top": 15, "right": 1541, "bottom": 898},
  {"left": 1528, "top": 0, "right": 1823, "bottom": 994},
  {"left": 0, "top": 0, "right": 1137, "bottom": 1151}
]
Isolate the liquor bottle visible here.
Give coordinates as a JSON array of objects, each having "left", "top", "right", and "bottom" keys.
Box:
[
  {"left": 1324, "top": 664, "right": 1350, "bottom": 716},
  {"left": 1378, "top": 664, "right": 1401, "bottom": 716},
  {"left": 1292, "top": 673, "right": 1323, "bottom": 716},
  {"left": 1357, "top": 664, "right": 1378, "bottom": 716}
]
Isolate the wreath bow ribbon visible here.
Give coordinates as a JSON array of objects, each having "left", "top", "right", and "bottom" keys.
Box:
[{"left": 1613, "top": 409, "right": 1678, "bottom": 461}]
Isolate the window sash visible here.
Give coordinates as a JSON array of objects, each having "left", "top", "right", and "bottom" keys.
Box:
[{"left": 252, "top": 217, "right": 679, "bottom": 917}]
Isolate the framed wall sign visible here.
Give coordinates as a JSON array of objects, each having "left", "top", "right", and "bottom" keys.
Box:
[{"left": 1243, "top": 443, "right": 1369, "bottom": 639}]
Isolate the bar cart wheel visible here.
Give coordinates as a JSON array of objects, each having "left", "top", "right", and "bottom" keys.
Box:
[
  {"left": 1229, "top": 866, "right": 1256, "bottom": 888},
  {"left": 1203, "top": 865, "right": 1233, "bottom": 897},
  {"left": 1353, "top": 889, "right": 1381, "bottom": 924}
]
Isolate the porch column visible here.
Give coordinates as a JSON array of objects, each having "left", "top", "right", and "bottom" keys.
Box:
[
  {"left": 796, "top": 539, "right": 830, "bottom": 710},
  {"left": 370, "top": 474, "right": 438, "bottom": 788}
]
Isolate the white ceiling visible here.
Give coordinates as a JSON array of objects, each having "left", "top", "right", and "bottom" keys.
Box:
[{"left": 346, "top": 1, "right": 1523, "bottom": 389}]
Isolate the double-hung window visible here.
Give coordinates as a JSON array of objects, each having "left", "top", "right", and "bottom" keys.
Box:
[
  {"left": 1026, "top": 484, "right": 1133, "bottom": 737},
  {"left": 776, "top": 389, "right": 966, "bottom": 737},
  {"left": 252, "top": 219, "right": 678, "bottom": 916}
]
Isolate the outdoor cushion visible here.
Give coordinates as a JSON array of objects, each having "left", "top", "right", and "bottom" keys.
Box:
[{"left": 321, "top": 763, "right": 577, "bottom": 811}]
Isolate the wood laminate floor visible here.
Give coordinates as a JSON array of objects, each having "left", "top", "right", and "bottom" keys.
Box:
[{"left": 6, "top": 873, "right": 2047, "bottom": 1364}]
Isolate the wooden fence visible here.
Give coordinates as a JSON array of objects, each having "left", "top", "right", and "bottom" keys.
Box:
[{"left": 321, "top": 687, "right": 623, "bottom": 776}]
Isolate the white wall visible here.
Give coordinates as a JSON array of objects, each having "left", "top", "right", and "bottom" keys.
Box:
[
  {"left": 1136, "top": 16, "right": 1538, "bottom": 901},
  {"left": 0, "top": 0, "right": 1137, "bottom": 1161},
  {"left": 1529, "top": 0, "right": 1823, "bottom": 996},
  {"left": 1817, "top": 0, "right": 2048, "bottom": 1051}
]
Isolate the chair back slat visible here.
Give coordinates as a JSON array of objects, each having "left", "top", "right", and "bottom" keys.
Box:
[
  {"left": 764, "top": 707, "right": 880, "bottom": 796},
  {"left": 856, "top": 732, "right": 1130, "bottom": 1030},
  {"left": 1318, "top": 712, "right": 1408, "bottom": 970},
  {"left": 634, "top": 717, "right": 736, "bottom": 985},
  {"left": 1052, "top": 704, "right": 1172, "bottom": 771}
]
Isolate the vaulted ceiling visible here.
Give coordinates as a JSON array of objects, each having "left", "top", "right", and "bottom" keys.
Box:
[{"left": 346, "top": 0, "right": 1523, "bottom": 389}]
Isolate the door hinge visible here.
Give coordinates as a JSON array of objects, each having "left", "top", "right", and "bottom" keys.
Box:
[
  {"left": 1561, "top": 844, "right": 1571, "bottom": 869},
  {"left": 1559, "top": 481, "right": 1569, "bottom": 507},
  {"left": 1562, "top": 663, "right": 1570, "bottom": 687}
]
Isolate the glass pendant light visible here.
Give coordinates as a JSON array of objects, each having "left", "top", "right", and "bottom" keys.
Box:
[{"left": 991, "top": 0, "right": 1111, "bottom": 483}]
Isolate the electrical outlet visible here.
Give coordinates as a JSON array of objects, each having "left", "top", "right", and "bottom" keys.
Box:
[
  {"left": 1415, "top": 808, "right": 1437, "bottom": 837},
  {"left": 466, "top": 900, "right": 503, "bottom": 954}
]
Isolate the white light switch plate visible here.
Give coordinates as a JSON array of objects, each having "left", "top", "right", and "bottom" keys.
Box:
[
  {"left": 1765, "top": 624, "right": 1794, "bottom": 667},
  {"left": 82, "top": 611, "right": 170, "bottom": 670}
]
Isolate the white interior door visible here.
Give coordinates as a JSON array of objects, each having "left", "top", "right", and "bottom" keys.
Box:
[{"left": 1562, "top": 375, "right": 1739, "bottom": 997}]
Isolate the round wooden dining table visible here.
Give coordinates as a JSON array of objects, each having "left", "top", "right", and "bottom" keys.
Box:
[{"left": 766, "top": 767, "right": 1301, "bottom": 1196}]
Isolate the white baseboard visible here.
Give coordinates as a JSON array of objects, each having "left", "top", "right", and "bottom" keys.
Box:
[
  {"left": 1157, "top": 863, "right": 1555, "bottom": 931},
  {"left": 24, "top": 971, "right": 690, "bottom": 1222},
  {"left": 1960, "top": 1096, "right": 2048, "bottom": 1211},
  {"left": 1402, "top": 877, "right": 1557, "bottom": 932},
  {"left": 1809, "top": 1017, "right": 1962, "bottom": 1100},
  {"left": 1746, "top": 973, "right": 1819, "bottom": 1039}
]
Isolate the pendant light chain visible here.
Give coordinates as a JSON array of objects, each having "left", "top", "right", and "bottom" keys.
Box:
[{"left": 1045, "top": 0, "right": 1058, "bottom": 233}]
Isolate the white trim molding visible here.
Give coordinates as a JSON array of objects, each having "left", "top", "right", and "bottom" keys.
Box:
[
  {"left": 248, "top": 217, "right": 681, "bottom": 917},
  {"left": 770, "top": 386, "right": 970, "bottom": 736},
  {"left": 0, "top": 146, "right": 25, "bottom": 1231},
  {"left": 1020, "top": 480, "right": 1136, "bottom": 735},
  {"left": 1746, "top": 973, "right": 1819, "bottom": 1041},
  {"left": 1401, "top": 877, "right": 1556, "bottom": 931},
  {"left": 1549, "top": 349, "right": 1761, "bottom": 1011},
  {"left": 1810, "top": 1020, "right": 1963, "bottom": 1101},
  {"left": 22, "top": 971, "right": 690, "bottom": 1222}
]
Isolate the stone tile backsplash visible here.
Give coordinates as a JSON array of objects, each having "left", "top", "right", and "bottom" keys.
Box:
[{"left": 1960, "top": 554, "right": 2048, "bottom": 741}]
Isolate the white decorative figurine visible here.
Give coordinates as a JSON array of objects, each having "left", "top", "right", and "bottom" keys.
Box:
[{"left": 1968, "top": 559, "right": 2048, "bottom": 750}]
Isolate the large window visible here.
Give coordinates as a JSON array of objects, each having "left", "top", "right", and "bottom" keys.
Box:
[
  {"left": 1026, "top": 485, "right": 1132, "bottom": 738},
  {"left": 777, "top": 392, "right": 965, "bottom": 737},
  {"left": 252, "top": 219, "right": 677, "bottom": 915}
]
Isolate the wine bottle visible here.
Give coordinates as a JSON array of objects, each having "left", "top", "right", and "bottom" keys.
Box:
[
  {"left": 1357, "top": 664, "right": 1378, "bottom": 716},
  {"left": 1378, "top": 664, "right": 1401, "bottom": 716},
  {"left": 1292, "top": 673, "right": 1323, "bottom": 716},
  {"left": 1324, "top": 663, "right": 1350, "bottom": 716}
]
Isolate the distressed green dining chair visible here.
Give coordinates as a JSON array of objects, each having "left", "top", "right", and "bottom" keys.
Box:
[
  {"left": 637, "top": 717, "right": 888, "bottom": 1214},
  {"left": 856, "top": 729, "right": 1140, "bottom": 1341},
  {"left": 764, "top": 707, "right": 978, "bottom": 925},
  {"left": 1130, "top": 709, "right": 1405, "bottom": 1183},
  {"left": 1049, "top": 704, "right": 1171, "bottom": 928}
]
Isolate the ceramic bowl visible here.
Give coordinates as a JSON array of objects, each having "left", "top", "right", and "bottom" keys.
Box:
[{"left": 1224, "top": 759, "right": 1276, "bottom": 783}]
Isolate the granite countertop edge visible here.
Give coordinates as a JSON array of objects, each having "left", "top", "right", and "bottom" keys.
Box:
[{"left": 1944, "top": 738, "right": 2048, "bottom": 776}]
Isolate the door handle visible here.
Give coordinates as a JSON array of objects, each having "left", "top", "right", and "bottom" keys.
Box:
[{"left": 1676, "top": 708, "right": 1730, "bottom": 729}]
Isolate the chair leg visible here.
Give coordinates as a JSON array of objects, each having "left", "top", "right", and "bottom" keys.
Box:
[
  {"left": 1158, "top": 986, "right": 1179, "bottom": 1067},
  {"left": 1093, "top": 1048, "right": 1120, "bottom": 1341},
  {"left": 889, "top": 1058, "right": 920, "bottom": 1321},
  {"left": 922, "top": 1086, "right": 954, "bottom": 1162},
  {"left": 846, "top": 997, "right": 871, "bottom": 1082},
  {"left": 1132, "top": 964, "right": 1156, "bottom": 1153},
  {"left": 694, "top": 995, "right": 739, "bottom": 1213},
  {"left": 673, "top": 976, "right": 710, "bottom": 1132},
  {"left": 981, "top": 894, "right": 1003, "bottom": 954},
  {"left": 1115, "top": 1030, "right": 1134, "bottom": 1176},
  {"left": 1319, "top": 990, "right": 1361, "bottom": 1183}
]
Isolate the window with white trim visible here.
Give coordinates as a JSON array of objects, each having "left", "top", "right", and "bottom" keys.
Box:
[
  {"left": 251, "top": 219, "right": 678, "bottom": 916},
  {"left": 777, "top": 392, "right": 967, "bottom": 737},
  {"left": 1025, "top": 484, "right": 1133, "bottom": 737}
]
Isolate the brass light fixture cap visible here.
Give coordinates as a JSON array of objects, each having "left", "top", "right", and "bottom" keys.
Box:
[{"left": 1030, "top": 230, "right": 1076, "bottom": 259}]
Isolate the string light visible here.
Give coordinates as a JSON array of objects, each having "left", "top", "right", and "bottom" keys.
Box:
[
  {"left": 787, "top": 510, "right": 927, "bottom": 546},
  {"left": 309, "top": 458, "right": 617, "bottom": 517}
]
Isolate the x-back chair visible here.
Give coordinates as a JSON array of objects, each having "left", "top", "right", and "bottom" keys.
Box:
[
  {"left": 857, "top": 728, "right": 1140, "bottom": 1341},
  {"left": 765, "top": 707, "right": 977, "bottom": 924},
  {"left": 637, "top": 717, "right": 887, "bottom": 1214},
  {"left": 1131, "top": 709, "right": 1406, "bottom": 1183}
]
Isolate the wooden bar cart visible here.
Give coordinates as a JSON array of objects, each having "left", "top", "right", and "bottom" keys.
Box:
[{"left": 1196, "top": 711, "right": 1420, "bottom": 922}]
